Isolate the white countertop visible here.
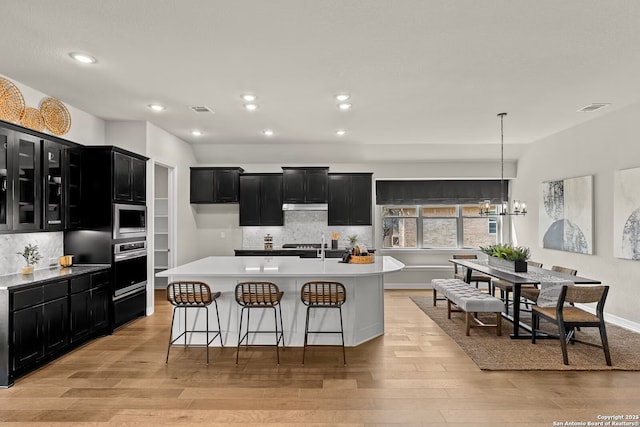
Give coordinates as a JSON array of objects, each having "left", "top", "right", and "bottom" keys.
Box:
[{"left": 156, "top": 256, "right": 404, "bottom": 278}]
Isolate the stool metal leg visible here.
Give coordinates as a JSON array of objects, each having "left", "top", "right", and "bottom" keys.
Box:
[
  {"left": 214, "top": 299, "right": 224, "bottom": 346},
  {"left": 273, "top": 306, "right": 279, "bottom": 364},
  {"left": 205, "top": 306, "right": 209, "bottom": 365},
  {"left": 166, "top": 306, "right": 178, "bottom": 363},
  {"left": 339, "top": 306, "right": 346, "bottom": 365},
  {"left": 302, "top": 305, "right": 311, "bottom": 365}
]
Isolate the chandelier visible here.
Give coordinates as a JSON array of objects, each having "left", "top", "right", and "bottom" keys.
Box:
[{"left": 479, "top": 112, "right": 526, "bottom": 216}]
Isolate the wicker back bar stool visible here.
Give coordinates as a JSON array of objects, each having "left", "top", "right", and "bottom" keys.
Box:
[
  {"left": 235, "top": 281, "right": 285, "bottom": 365},
  {"left": 165, "top": 281, "right": 223, "bottom": 364},
  {"left": 300, "top": 281, "right": 347, "bottom": 365}
]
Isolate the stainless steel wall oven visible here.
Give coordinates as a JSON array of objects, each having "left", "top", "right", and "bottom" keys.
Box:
[{"left": 112, "top": 240, "right": 147, "bottom": 327}]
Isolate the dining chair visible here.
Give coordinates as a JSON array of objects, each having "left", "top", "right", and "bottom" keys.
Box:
[
  {"left": 520, "top": 265, "right": 577, "bottom": 303},
  {"left": 452, "top": 254, "right": 493, "bottom": 293},
  {"left": 531, "top": 284, "right": 611, "bottom": 366},
  {"left": 492, "top": 260, "right": 542, "bottom": 314}
]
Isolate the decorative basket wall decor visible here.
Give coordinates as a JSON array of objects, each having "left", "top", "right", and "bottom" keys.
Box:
[
  {"left": 0, "top": 77, "right": 26, "bottom": 123},
  {"left": 20, "top": 107, "right": 46, "bottom": 131},
  {"left": 40, "top": 97, "right": 71, "bottom": 135}
]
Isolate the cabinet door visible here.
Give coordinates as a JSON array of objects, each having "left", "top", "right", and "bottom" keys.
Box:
[
  {"left": 65, "top": 148, "right": 82, "bottom": 228},
  {"left": 91, "top": 285, "right": 110, "bottom": 332},
  {"left": 43, "top": 141, "right": 65, "bottom": 230},
  {"left": 239, "top": 175, "right": 261, "bottom": 226},
  {"left": 12, "top": 305, "right": 43, "bottom": 370},
  {"left": 69, "top": 291, "right": 92, "bottom": 343},
  {"left": 260, "top": 175, "right": 283, "bottom": 226},
  {"left": 348, "top": 174, "right": 372, "bottom": 225},
  {"left": 282, "top": 169, "right": 305, "bottom": 203},
  {"left": 213, "top": 169, "right": 240, "bottom": 202},
  {"left": 13, "top": 133, "right": 41, "bottom": 230},
  {"left": 0, "top": 128, "right": 12, "bottom": 231},
  {"left": 131, "top": 157, "right": 146, "bottom": 203},
  {"left": 42, "top": 297, "right": 69, "bottom": 354},
  {"left": 113, "top": 152, "right": 133, "bottom": 201},
  {"left": 190, "top": 169, "right": 214, "bottom": 203},
  {"left": 328, "top": 175, "right": 350, "bottom": 225},
  {"left": 305, "top": 169, "right": 328, "bottom": 202}
]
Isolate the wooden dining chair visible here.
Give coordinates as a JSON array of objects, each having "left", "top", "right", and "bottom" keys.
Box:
[
  {"left": 531, "top": 284, "right": 611, "bottom": 366},
  {"left": 452, "top": 254, "right": 493, "bottom": 293},
  {"left": 520, "top": 265, "right": 577, "bottom": 303}
]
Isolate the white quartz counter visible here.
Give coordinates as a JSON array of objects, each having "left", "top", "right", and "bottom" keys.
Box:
[
  {"left": 156, "top": 255, "right": 404, "bottom": 278},
  {"left": 157, "top": 255, "right": 404, "bottom": 350}
]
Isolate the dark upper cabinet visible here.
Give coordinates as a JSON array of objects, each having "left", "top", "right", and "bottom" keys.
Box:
[
  {"left": 282, "top": 167, "right": 328, "bottom": 203},
  {"left": 43, "top": 140, "right": 65, "bottom": 230},
  {"left": 13, "top": 132, "right": 41, "bottom": 231},
  {"left": 0, "top": 127, "right": 12, "bottom": 231},
  {"left": 328, "top": 173, "right": 373, "bottom": 226},
  {"left": 190, "top": 167, "right": 244, "bottom": 203},
  {"left": 239, "top": 173, "right": 283, "bottom": 226},
  {"left": 114, "top": 151, "right": 146, "bottom": 203}
]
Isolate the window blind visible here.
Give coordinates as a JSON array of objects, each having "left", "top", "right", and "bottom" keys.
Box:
[{"left": 375, "top": 180, "right": 507, "bottom": 205}]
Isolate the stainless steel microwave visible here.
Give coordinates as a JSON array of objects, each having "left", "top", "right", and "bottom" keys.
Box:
[{"left": 113, "top": 203, "right": 147, "bottom": 240}]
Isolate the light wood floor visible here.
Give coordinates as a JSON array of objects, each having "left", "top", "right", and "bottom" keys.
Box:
[{"left": 1, "top": 289, "right": 638, "bottom": 426}]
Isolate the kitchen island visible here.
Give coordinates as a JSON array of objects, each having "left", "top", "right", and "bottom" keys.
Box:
[{"left": 156, "top": 256, "right": 404, "bottom": 347}]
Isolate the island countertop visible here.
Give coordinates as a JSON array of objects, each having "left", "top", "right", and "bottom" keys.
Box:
[
  {"left": 156, "top": 255, "right": 404, "bottom": 278},
  {"left": 156, "top": 255, "right": 404, "bottom": 348}
]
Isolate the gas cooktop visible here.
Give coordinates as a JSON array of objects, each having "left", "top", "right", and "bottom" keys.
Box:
[{"left": 282, "top": 243, "right": 326, "bottom": 249}]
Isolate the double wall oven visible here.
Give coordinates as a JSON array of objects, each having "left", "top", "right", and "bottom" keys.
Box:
[{"left": 112, "top": 237, "right": 147, "bottom": 327}]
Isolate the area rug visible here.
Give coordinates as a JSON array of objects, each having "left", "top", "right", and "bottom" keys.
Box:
[{"left": 411, "top": 296, "right": 640, "bottom": 371}]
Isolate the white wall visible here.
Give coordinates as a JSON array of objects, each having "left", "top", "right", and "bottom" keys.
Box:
[{"left": 512, "top": 102, "right": 640, "bottom": 327}]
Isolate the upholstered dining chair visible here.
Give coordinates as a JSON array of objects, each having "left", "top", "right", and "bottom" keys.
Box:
[
  {"left": 492, "top": 260, "right": 543, "bottom": 314},
  {"left": 520, "top": 265, "right": 577, "bottom": 303},
  {"left": 452, "top": 254, "right": 493, "bottom": 293},
  {"left": 531, "top": 284, "right": 611, "bottom": 366}
]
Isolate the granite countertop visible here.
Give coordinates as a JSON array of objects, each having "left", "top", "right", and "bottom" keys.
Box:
[{"left": 0, "top": 264, "right": 111, "bottom": 290}]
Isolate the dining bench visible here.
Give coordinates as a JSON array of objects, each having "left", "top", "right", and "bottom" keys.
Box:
[{"left": 431, "top": 278, "right": 504, "bottom": 336}]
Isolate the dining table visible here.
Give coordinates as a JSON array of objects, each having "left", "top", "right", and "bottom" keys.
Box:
[{"left": 448, "top": 258, "right": 602, "bottom": 339}]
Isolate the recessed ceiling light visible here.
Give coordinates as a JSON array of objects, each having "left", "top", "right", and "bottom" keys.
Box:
[
  {"left": 148, "top": 103, "right": 165, "bottom": 112},
  {"left": 335, "top": 93, "right": 350, "bottom": 102},
  {"left": 242, "top": 93, "right": 257, "bottom": 102},
  {"left": 337, "top": 103, "right": 352, "bottom": 111},
  {"left": 336, "top": 129, "right": 347, "bottom": 136},
  {"left": 244, "top": 103, "right": 259, "bottom": 111},
  {"left": 262, "top": 129, "right": 274, "bottom": 137},
  {"left": 191, "top": 130, "right": 202, "bottom": 136},
  {"left": 69, "top": 52, "right": 97, "bottom": 64}
]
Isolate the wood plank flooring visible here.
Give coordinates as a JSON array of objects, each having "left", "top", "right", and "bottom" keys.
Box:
[{"left": 1, "top": 289, "right": 638, "bottom": 426}]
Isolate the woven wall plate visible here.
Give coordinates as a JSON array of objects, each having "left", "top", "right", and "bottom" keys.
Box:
[
  {"left": 0, "top": 77, "right": 26, "bottom": 123},
  {"left": 21, "top": 107, "right": 46, "bottom": 131},
  {"left": 40, "top": 97, "right": 71, "bottom": 135}
]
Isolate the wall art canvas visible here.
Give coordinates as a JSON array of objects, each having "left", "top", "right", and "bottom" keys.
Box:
[
  {"left": 539, "top": 175, "right": 593, "bottom": 254},
  {"left": 614, "top": 167, "right": 640, "bottom": 260}
]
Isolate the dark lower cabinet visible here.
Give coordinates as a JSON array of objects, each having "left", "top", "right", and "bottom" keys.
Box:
[
  {"left": 3, "top": 268, "right": 111, "bottom": 387},
  {"left": 12, "top": 295, "right": 68, "bottom": 372},
  {"left": 239, "top": 173, "right": 283, "bottom": 226},
  {"left": 328, "top": 173, "right": 373, "bottom": 225}
]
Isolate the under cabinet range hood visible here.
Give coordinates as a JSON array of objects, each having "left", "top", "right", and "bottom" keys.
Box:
[{"left": 282, "top": 203, "right": 328, "bottom": 211}]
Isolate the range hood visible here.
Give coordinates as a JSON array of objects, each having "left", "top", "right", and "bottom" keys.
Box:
[{"left": 282, "top": 203, "right": 328, "bottom": 211}]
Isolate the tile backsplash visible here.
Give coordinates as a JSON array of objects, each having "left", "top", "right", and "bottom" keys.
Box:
[
  {"left": 0, "top": 232, "right": 64, "bottom": 276},
  {"left": 242, "top": 211, "right": 373, "bottom": 249}
]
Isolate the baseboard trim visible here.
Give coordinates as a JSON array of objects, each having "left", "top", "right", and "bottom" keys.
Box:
[{"left": 384, "top": 282, "right": 431, "bottom": 290}]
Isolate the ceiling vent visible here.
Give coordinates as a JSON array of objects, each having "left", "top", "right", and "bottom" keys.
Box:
[
  {"left": 577, "top": 103, "right": 610, "bottom": 113},
  {"left": 190, "top": 106, "right": 214, "bottom": 113}
]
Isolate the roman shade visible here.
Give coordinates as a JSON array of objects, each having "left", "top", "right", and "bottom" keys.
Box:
[{"left": 375, "top": 180, "right": 506, "bottom": 205}]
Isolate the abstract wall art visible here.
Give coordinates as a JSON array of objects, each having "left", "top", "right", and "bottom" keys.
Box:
[
  {"left": 539, "top": 175, "right": 593, "bottom": 254},
  {"left": 614, "top": 167, "right": 640, "bottom": 260}
]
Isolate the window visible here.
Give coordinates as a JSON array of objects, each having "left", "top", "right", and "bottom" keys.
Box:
[{"left": 382, "top": 204, "right": 499, "bottom": 249}]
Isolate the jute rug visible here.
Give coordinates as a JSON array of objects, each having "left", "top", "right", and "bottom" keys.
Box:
[{"left": 411, "top": 296, "right": 640, "bottom": 371}]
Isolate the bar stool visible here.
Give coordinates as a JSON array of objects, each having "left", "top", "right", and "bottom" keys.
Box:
[
  {"left": 235, "top": 281, "right": 285, "bottom": 364},
  {"left": 300, "top": 281, "right": 347, "bottom": 365},
  {"left": 165, "top": 281, "right": 223, "bottom": 364}
]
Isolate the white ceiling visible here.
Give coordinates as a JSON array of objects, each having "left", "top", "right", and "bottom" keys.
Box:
[{"left": 2, "top": 0, "right": 640, "bottom": 163}]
